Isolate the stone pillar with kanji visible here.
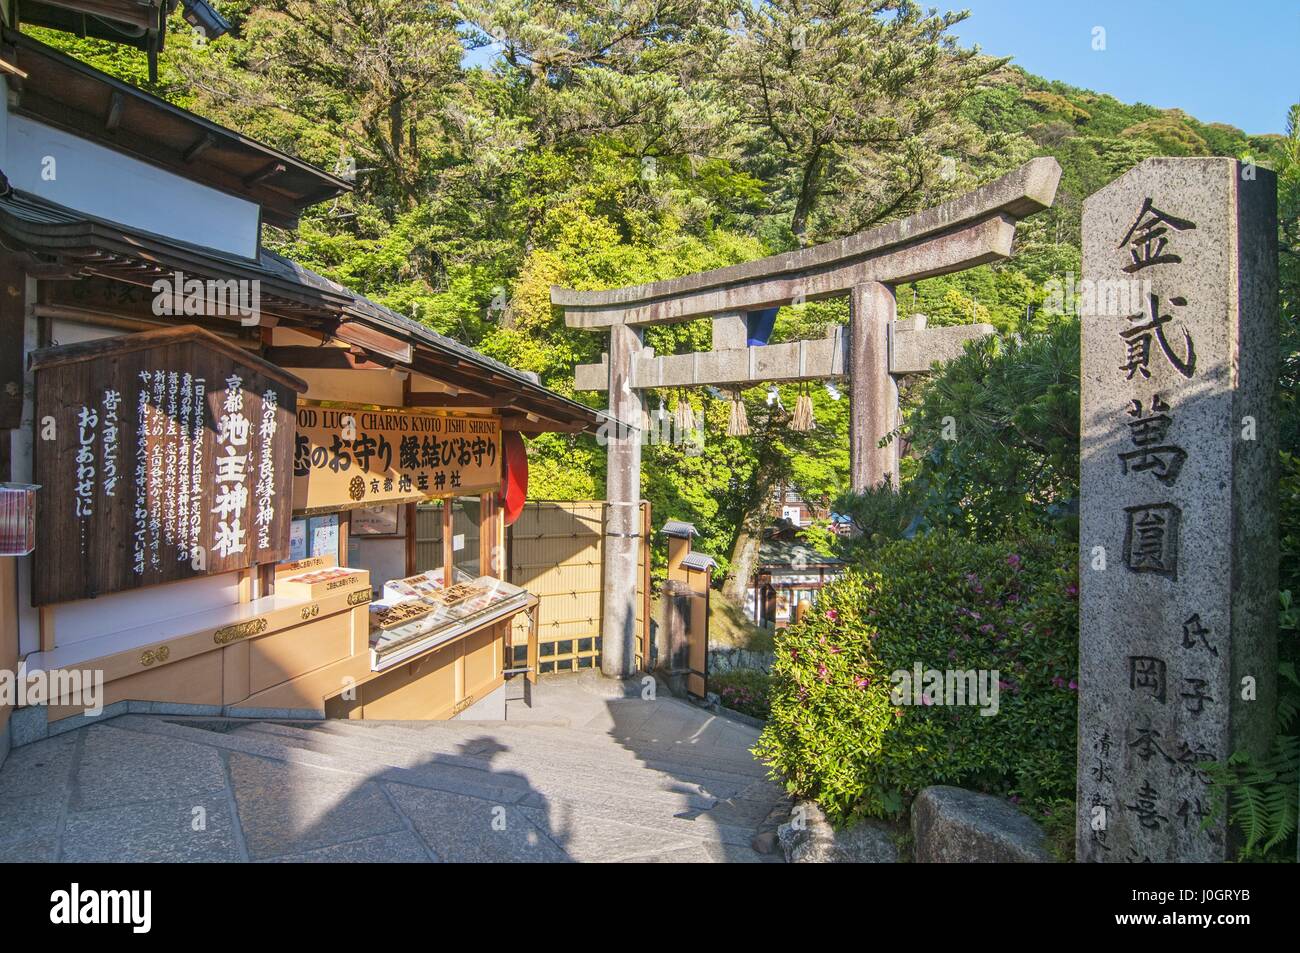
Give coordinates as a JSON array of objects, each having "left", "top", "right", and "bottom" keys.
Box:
[{"left": 1077, "top": 158, "right": 1278, "bottom": 862}]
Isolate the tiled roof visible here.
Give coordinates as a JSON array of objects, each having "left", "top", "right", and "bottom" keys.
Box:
[
  {"left": 0, "top": 191, "right": 600, "bottom": 430},
  {"left": 660, "top": 520, "right": 698, "bottom": 538},
  {"left": 759, "top": 539, "right": 844, "bottom": 570},
  {"left": 679, "top": 552, "right": 717, "bottom": 573}
]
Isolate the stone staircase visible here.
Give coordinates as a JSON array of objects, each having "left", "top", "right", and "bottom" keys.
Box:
[{"left": 0, "top": 674, "right": 790, "bottom": 862}]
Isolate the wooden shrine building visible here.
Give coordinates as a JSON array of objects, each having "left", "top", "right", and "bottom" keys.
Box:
[{"left": 0, "top": 10, "right": 600, "bottom": 765}]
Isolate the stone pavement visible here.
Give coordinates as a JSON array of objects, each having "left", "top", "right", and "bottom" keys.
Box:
[{"left": 0, "top": 673, "right": 788, "bottom": 862}]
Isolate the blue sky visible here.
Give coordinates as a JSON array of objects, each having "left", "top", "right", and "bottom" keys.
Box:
[{"left": 950, "top": 0, "right": 1298, "bottom": 135}]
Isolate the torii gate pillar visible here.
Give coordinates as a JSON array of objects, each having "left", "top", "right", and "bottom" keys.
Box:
[{"left": 849, "top": 281, "right": 899, "bottom": 492}]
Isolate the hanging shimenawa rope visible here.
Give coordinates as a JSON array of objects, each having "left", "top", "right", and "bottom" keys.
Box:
[
  {"left": 792, "top": 382, "right": 816, "bottom": 432},
  {"left": 726, "top": 388, "right": 749, "bottom": 436},
  {"left": 674, "top": 389, "right": 697, "bottom": 436}
]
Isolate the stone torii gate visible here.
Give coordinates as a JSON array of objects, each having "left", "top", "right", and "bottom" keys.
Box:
[{"left": 553, "top": 157, "right": 1062, "bottom": 677}]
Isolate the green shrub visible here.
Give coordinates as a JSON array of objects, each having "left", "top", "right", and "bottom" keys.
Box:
[
  {"left": 755, "top": 532, "right": 1079, "bottom": 824},
  {"left": 709, "top": 669, "right": 773, "bottom": 720}
]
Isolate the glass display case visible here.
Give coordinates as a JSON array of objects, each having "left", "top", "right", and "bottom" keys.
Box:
[{"left": 368, "top": 567, "right": 532, "bottom": 671}]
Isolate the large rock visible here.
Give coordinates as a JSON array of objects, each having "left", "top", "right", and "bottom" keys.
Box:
[
  {"left": 911, "top": 786, "right": 1054, "bottom": 863},
  {"left": 777, "top": 800, "right": 898, "bottom": 863}
]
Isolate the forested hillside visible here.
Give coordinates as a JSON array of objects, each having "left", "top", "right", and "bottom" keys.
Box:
[{"left": 33, "top": 1, "right": 1295, "bottom": 582}]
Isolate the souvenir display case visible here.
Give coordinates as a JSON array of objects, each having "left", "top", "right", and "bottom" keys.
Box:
[{"left": 368, "top": 569, "right": 532, "bottom": 671}]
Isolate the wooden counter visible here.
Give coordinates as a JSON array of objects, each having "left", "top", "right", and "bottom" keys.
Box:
[
  {"left": 323, "top": 591, "right": 538, "bottom": 721},
  {"left": 24, "top": 559, "right": 538, "bottom": 724},
  {"left": 26, "top": 562, "right": 371, "bottom": 722}
]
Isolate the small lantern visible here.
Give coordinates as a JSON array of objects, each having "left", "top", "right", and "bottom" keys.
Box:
[{"left": 0, "top": 483, "right": 39, "bottom": 556}]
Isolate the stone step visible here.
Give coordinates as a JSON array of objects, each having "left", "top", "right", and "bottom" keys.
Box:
[
  {"left": 231, "top": 721, "right": 741, "bottom": 813},
  {"left": 312, "top": 717, "right": 772, "bottom": 785},
  {"left": 325, "top": 712, "right": 769, "bottom": 780},
  {"left": 112, "top": 714, "right": 533, "bottom": 804},
  {"left": 111, "top": 717, "right": 762, "bottom": 850}
]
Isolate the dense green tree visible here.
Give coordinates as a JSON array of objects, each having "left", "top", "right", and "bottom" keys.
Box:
[
  {"left": 26, "top": 5, "right": 1294, "bottom": 600},
  {"left": 719, "top": 0, "right": 1003, "bottom": 244}
]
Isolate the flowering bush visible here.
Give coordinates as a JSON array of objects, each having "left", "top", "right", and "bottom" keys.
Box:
[
  {"left": 709, "top": 669, "right": 772, "bottom": 720},
  {"left": 755, "top": 532, "right": 1078, "bottom": 824}
]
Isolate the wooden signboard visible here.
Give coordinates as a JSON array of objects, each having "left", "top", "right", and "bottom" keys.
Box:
[
  {"left": 293, "top": 402, "right": 501, "bottom": 513},
  {"left": 30, "top": 326, "right": 305, "bottom": 606}
]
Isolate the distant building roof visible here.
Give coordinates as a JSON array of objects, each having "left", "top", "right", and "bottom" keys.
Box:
[
  {"left": 660, "top": 520, "right": 698, "bottom": 539},
  {"left": 758, "top": 539, "right": 844, "bottom": 571},
  {"left": 679, "top": 552, "right": 717, "bottom": 573}
]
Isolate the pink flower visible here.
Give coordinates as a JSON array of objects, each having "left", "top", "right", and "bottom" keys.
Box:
[
  {"left": 1069, "top": 679, "right": 1078, "bottom": 691},
  {"left": 829, "top": 645, "right": 841, "bottom": 655},
  {"left": 1006, "top": 553, "right": 1022, "bottom": 570},
  {"left": 1065, "top": 583, "right": 1079, "bottom": 598},
  {"left": 826, "top": 609, "right": 838, "bottom": 622},
  {"left": 855, "top": 677, "right": 870, "bottom": 690}
]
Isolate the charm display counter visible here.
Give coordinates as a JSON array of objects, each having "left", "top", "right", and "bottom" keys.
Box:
[{"left": 368, "top": 570, "right": 533, "bottom": 671}]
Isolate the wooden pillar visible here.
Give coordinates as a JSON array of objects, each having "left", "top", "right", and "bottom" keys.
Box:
[
  {"left": 441, "top": 498, "right": 454, "bottom": 586},
  {"left": 849, "top": 281, "right": 900, "bottom": 492},
  {"left": 404, "top": 502, "right": 417, "bottom": 576},
  {"left": 601, "top": 322, "right": 644, "bottom": 678}
]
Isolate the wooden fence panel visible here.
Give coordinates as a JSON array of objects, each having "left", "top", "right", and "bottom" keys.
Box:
[{"left": 415, "top": 499, "right": 649, "bottom": 674}]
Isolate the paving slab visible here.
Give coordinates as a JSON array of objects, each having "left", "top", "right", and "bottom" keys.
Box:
[
  {"left": 227, "top": 751, "right": 406, "bottom": 861},
  {"left": 62, "top": 794, "right": 240, "bottom": 863},
  {"left": 257, "top": 829, "right": 433, "bottom": 864},
  {"left": 74, "top": 723, "right": 228, "bottom": 811},
  {"left": 384, "top": 782, "right": 569, "bottom": 863}
]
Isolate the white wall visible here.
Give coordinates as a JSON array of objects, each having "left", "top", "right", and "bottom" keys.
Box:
[{"left": 5, "top": 114, "right": 260, "bottom": 259}]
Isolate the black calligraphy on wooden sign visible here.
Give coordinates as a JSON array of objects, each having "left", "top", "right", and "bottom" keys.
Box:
[{"left": 31, "top": 325, "right": 305, "bottom": 605}]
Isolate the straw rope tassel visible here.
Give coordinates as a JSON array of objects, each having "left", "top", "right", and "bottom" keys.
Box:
[
  {"left": 792, "top": 383, "right": 816, "bottom": 431},
  {"left": 675, "top": 391, "right": 697, "bottom": 436},
  {"left": 727, "top": 389, "right": 750, "bottom": 436}
]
